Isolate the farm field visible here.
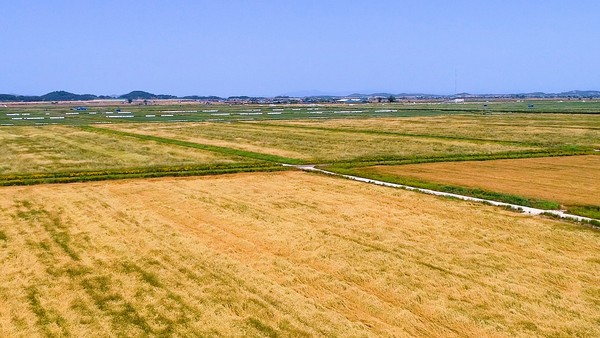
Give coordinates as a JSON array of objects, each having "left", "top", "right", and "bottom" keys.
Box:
[
  {"left": 347, "top": 155, "right": 600, "bottom": 213},
  {"left": 97, "top": 122, "right": 537, "bottom": 163},
  {"left": 0, "top": 102, "right": 464, "bottom": 126},
  {"left": 0, "top": 126, "right": 258, "bottom": 175},
  {"left": 1, "top": 101, "right": 599, "bottom": 337},
  {"left": 1, "top": 171, "right": 599, "bottom": 337},
  {"left": 3, "top": 100, "right": 600, "bottom": 127},
  {"left": 265, "top": 113, "right": 600, "bottom": 149},
  {"left": 0, "top": 125, "right": 285, "bottom": 186}
]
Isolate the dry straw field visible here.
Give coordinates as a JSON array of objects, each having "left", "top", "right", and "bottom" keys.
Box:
[
  {"left": 0, "top": 126, "right": 252, "bottom": 175},
  {"left": 1, "top": 172, "right": 599, "bottom": 337},
  {"left": 359, "top": 155, "right": 600, "bottom": 207},
  {"left": 1, "top": 108, "right": 599, "bottom": 337},
  {"left": 266, "top": 113, "right": 600, "bottom": 148},
  {"left": 99, "top": 122, "right": 534, "bottom": 163}
]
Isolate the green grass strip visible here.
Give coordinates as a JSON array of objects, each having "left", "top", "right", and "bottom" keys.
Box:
[
  {"left": 79, "top": 125, "right": 305, "bottom": 164},
  {"left": 326, "top": 148, "right": 594, "bottom": 168},
  {"left": 0, "top": 164, "right": 290, "bottom": 187},
  {"left": 567, "top": 205, "right": 600, "bottom": 220}
]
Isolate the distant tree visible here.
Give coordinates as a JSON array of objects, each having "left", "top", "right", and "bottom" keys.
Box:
[
  {"left": 127, "top": 98, "right": 133, "bottom": 104},
  {"left": 388, "top": 95, "right": 396, "bottom": 103}
]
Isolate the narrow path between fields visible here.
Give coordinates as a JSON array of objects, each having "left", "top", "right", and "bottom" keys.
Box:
[{"left": 284, "top": 164, "right": 599, "bottom": 224}]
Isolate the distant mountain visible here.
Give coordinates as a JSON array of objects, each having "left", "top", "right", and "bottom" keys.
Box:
[
  {"left": 559, "top": 90, "right": 600, "bottom": 97},
  {"left": 0, "top": 91, "right": 98, "bottom": 102},
  {"left": 394, "top": 93, "right": 442, "bottom": 98},
  {"left": 181, "top": 95, "right": 223, "bottom": 100},
  {"left": 370, "top": 92, "right": 396, "bottom": 97},
  {"left": 517, "top": 92, "right": 547, "bottom": 97},
  {"left": 1, "top": 89, "right": 600, "bottom": 102},
  {"left": 0, "top": 94, "right": 18, "bottom": 101},
  {"left": 119, "top": 91, "right": 177, "bottom": 100},
  {"left": 40, "top": 91, "right": 97, "bottom": 101}
]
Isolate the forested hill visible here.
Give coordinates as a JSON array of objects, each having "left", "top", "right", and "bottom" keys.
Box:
[{"left": 0, "top": 91, "right": 104, "bottom": 102}]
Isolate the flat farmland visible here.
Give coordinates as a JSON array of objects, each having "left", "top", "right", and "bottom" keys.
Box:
[
  {"left": 266, "top": 113, "right": 600, "bottom": 148},
  {"left": 1, "top": 172, "right": 599, "bottom": 337},
  {"left": 0, "top": 125, "right": 262, "bottom": 177},
  {"left": 98, "top": 122, "right": 536, "bottom": 163},
  {"left": 355, "top": 155, "right": 600, "bottom": 208},
  {"left": 3, "top": 101, "right": 600, "bottom": 127}
]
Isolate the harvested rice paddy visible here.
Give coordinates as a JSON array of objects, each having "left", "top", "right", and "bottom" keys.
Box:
[
  {"left": 0, "top": 172, "right": 599, "bottom": 337},
  {"left": 356, "top": 155, "right": 600, "bottom": 207},
  {"left": 99, "top": 122, "right": 536, "bottom": 163},
  {"left": 267, "top": 113, "right": 600, "bottom": 148},
  {"left": 1, "top": 103, "right": 599, "bottom": 337}
]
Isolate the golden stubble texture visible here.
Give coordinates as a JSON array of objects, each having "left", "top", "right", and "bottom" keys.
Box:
[
  {"left": 0, "top": 171, "right": 599, "bottom": 337},
  {"left": 362, "top": 155, "right": 600, "bottom": 206},
  {"left": 0, "top": 125, "right": 245, "bottom": 175},
  {"left": 100, "top": 122, "right": 532, "bottom": 162}
]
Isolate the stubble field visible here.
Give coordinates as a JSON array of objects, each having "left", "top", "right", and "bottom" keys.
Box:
[
  {"left": 1, "top": 172, "right": 599, "bottom": 337},
  {"left": 355, "top": 155, "right": 600, "bottom": 207},
  {"left": 265, "top": 113, "right": 600, "bottom": 148},
  {"left": 98, "top": 121, "right": 537, "bottom": 163},
  {"left": 0, "top": 126, "right": 257, "bottom": 175},
  {"left": 1, "top": 102, "right": 599, "bottom": 337}
]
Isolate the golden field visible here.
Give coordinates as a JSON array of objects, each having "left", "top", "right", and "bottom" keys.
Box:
[
  {"left": 358, "top": 155, "right": 600, "bottom": 207},
  {"left": 0, "top": 126, "right": 252, "bottom": 175},
  {"left": 99, "top": 122, "right": 534, "bottom": 162},
  {"left": 1, "top": 171, "right": 599, "bottom": 337},
  {"left": 266, "top": 113, "right": 600, "bottom": 148}
]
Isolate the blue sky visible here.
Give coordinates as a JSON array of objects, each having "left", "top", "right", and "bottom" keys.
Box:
[{"left": 1, "top": 1, "right": 599, "bottom": 96}]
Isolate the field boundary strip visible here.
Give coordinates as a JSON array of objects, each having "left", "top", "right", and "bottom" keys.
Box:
[
  {"left": 0, "top": 164, "right": 289, "bottom": 186},
  {"left": 326, "top": 149, "right": 594, "bottom": 168},
  {"left": 285, "top": 164, "right": 600, "bottom": 225},
  {"left": 79, "top": 125, "right": 305, "bottom": 164}
]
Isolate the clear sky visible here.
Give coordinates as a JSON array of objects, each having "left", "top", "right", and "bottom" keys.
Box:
[{"left": 1, "top": 0, "right": 599, "bottom": 97}]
